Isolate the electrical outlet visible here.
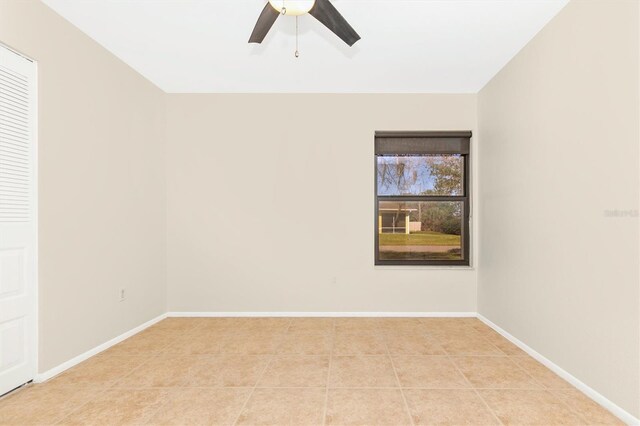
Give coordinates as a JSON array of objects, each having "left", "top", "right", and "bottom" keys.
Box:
[{"left": 119, "top": 288, "right": 126, "bottom": 302}]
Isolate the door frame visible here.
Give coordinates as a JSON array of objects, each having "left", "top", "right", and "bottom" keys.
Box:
[{"left": 0, "top": 41, "right": 38, "bottom": 389}]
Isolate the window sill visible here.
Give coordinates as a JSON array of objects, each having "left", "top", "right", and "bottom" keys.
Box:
[{"left": 374, "top": 265, "right": 475, "bottom": 271}]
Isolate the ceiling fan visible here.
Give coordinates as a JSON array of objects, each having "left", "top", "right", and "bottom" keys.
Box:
[{"left": 248, "top": 0, "right": 361, "bottom": 48}]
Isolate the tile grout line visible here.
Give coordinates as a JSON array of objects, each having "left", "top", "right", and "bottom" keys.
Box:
[
  {"left": 54, "top": 324, "right": 206, "bottom": 425},
  {"left": 51, "top": 340, "right": 174, "bottom": 425},
  {"left": 502, "top": 349, "right": 591, "bottom": 421},
  {"left": 230, "top": 318, "right": 291, "bottom": 425},
  {"left": 321, "top": 319, "right": 336, "bottom": 426},
  {"left": 135, "top": 388, "right": 179, "bottom": 425},
  {"left": 230, "top": 350, "right": 276, "bottom": 425},
  {"left": 450, "top": 322, "right": 554, "bottom": 425},
  {"left": 385, "top": 341, "right": 415, "bottom": 426},
  {"left": 505, "top": 355, "right": 547, "bottom": 389},
  {"left": 550, "top": 390, "right": 598, "bottom": 425},
  {"left": 129, "top": 321, "right": 215, "bottom": 424},
  {"left": 442, "top": 335, "right": 506, "bottom": 426},
  {"left": 505, "top": 354, "right": 595, "bottom": 425},
  {"left": 50, "top": 380, "right": 131, "bottom": 423},
  {"left": 470, "top": 319, "right": 580, "bottom": 415},
  {"left": 451, "top": 323, "right": 590, "bottom": 424},
  {"left": 50, "top": 386, "right": 109, "bottom": 425},
  {"left": 37, "top": 384, "right": 583, "bottom": 390}
]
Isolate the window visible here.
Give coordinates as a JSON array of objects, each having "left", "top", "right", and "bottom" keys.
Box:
[{"left": 375, "top": 131, "right": 471, "bottom": 266}]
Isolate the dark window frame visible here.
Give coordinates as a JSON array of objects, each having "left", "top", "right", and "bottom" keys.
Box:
[{"left": 374, "top": 131, "right": 471, "bottom": 266}]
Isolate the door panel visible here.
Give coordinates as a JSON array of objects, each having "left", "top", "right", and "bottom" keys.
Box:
[
  {"left": 1, "top": 317, "right": 26, "bottom": 372},
  {"left": 0, "top": 44, "right": 36, "bottom": 396},
  {"left": 0, "top": 248, "right": 25, "bottom": 297}
]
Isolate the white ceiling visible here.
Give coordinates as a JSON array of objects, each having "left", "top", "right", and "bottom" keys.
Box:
[{"left": 42, "top": 0, "right": 568, "bottom": 93}]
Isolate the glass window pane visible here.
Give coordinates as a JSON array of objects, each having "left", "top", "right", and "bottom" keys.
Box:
[
  {"left": 376, "top": 155, "right": 464, "bottom": 196},
  {"left": 377, "top": 201, "right": 464, "bottom": 261}
]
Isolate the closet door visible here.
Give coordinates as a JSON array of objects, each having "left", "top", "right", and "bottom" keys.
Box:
[{"left": 0, "top": 44, "right": 37, "bottom": 396}]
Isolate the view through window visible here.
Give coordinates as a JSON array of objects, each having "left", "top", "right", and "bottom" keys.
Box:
[{"left": 375, "top": 132, "right": 471, "bottom": 265}]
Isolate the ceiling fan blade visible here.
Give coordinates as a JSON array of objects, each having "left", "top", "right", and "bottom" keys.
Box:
[
  {"left": 309, "top": 0, "right": 360, "bottom": 47},
  {"left": 249, "top": 2, "right": 280, "bottom": 43}
]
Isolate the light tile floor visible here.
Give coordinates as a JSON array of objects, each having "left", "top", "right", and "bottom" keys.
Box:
[{"left": 0, "top": 317, "right": 624, "bottom": 425}]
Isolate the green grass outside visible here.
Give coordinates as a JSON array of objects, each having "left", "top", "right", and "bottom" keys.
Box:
[
  {"left": 378, "top": 231, "right": 461, "bottom": 246},
  {"left": 379, "top": 249, "right": 462, "bottom": 261}
]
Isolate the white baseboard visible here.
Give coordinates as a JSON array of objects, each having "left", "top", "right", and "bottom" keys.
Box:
[
  {"left": 478, "top": 314, "right": 639, "bottom": 426},
  {"left": 166, "top": 311, "right": 477, "bottom": 318},
  {"left": 33, "top": 313, "right": 167, "bottom": 383}
]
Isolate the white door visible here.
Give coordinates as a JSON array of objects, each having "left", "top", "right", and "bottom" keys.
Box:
[{"left": 0, "top": 45, "right": 37, "bottom": 396}]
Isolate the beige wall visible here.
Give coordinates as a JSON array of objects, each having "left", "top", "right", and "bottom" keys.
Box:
[
  {"left": 166, "top": 94, "right": 478, "bottom": 313},
  {"left": 478, "top": 0, "right": 639, "bottom": 417},
  {"left": 0, "top": 0, "right": 166, "bottom": 372}
]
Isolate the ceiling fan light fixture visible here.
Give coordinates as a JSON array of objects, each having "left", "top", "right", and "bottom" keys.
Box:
[
  {"left": 250, "top": 0, "right": 360, "bottom": 47},
  {"left": 268, "top": 0, "right": 315, "bottom": 16}
]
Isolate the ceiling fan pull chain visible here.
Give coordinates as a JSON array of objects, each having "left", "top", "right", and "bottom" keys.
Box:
[
  {"left": 294, "top": 15, "right": 300, "bottom": 58},
  {"left": 281, "top": 0, "right": 286, "bottom": 15}
]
